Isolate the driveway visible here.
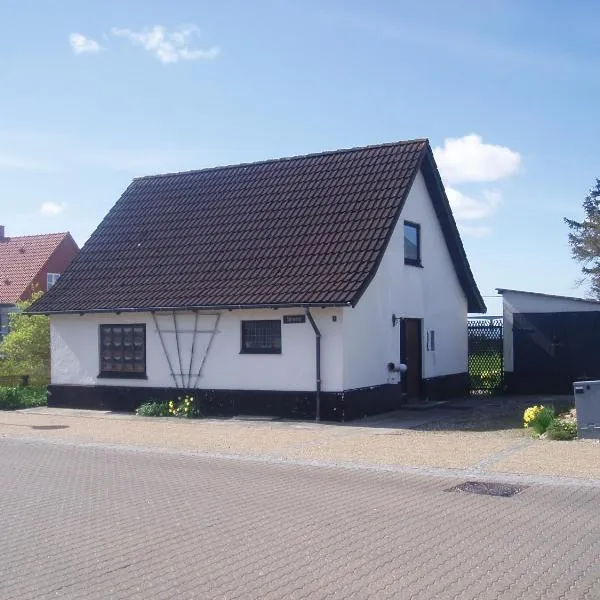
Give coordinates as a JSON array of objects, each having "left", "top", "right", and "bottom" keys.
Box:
[
  {"left": 1, "top": 436, "right": 600, "bottom": 600},
  {"left": 1, "top": 395, "right": 599, "bottom": 481}
]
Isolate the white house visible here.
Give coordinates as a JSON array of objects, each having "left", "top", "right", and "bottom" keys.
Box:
[
  {"left": 30, "top": 139, "right": 485, "bottom": 420},
  {"left": 498, "top": 288, "right": 600, "bottom": 395}
]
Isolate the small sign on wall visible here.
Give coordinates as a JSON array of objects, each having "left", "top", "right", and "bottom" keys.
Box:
[{"left": 283, "top": 314, "right": 306, "bottom": 324}]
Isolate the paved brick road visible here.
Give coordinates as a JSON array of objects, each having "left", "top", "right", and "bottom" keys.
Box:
[{"left": 1, "top": 437, "right": 599, "bottom": 600}]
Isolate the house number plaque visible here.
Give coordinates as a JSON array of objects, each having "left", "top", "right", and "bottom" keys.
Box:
[{"left": 283, "top": 315, "right": 306, "bottom": 324}]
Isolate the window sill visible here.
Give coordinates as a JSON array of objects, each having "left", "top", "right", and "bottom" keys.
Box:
[
  {"left": 239, "top": 349, "right": 282, "bottom": 355},
  {"left": 404, "top": 260, "right": 424, "bottom": 268},
  {"left": 98, "top": 372, "right": 148, "bottom": 380}
]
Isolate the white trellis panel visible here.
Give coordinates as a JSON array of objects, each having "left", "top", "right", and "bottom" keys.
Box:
[{"left": 152, "top": 311, "right": 221, "bottom": 388}]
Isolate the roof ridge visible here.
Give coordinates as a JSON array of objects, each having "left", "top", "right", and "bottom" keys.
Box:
[
  {"left": 134, "top": 138, "right": 429, "bottom": 182},
  {"left": 0, "top": 232, "right": 70, "bottom": 241}
]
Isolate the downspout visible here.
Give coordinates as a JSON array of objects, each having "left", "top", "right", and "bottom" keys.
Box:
[{"left": 305, "top": 308, "right": 321, "bottom": 423}]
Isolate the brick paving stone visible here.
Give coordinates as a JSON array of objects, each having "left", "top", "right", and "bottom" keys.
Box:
[{"left": 1, "top": 437, "right": 599, "bottom": 600}]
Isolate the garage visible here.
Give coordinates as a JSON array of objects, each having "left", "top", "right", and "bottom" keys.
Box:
[{"left": 498, "top": 288, "right": 600, "bottom": 394}]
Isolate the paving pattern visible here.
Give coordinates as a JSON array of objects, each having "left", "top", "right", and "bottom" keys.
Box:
[{"left": 1, "top": 436, "right": 599, "bottom": 600}]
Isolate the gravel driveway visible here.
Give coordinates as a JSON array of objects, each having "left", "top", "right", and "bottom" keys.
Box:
[{"left": 1, "top": 395, "right": 599, "bottom": 481}]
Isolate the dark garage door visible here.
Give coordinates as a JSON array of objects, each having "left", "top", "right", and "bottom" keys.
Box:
[{"left": 512, "top": 311, "right": 600, "bottom": 394}]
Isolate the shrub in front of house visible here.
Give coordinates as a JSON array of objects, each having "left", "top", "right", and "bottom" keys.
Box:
[
  {"left": 135, "top": 400, "right": 170, "bottom": 417},
  {"left": 546, "top": 419, "right": 577, "bottom": 441},
  {"left": 0, "top": 386, "right": 47, "bottom": 410},
  {"left": 135, "top": 395, "right": 203, "bottom": 418},
  {"left": 523, "top": 405, "right": 555, "bottom": 435},
  {"left": 168, "top": 395, "right": 203, "bottom": 419}
]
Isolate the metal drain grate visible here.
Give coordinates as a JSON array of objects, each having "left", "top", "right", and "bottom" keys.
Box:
[{"left": 446, "top": 481, "right": 526, "bottom": 497}]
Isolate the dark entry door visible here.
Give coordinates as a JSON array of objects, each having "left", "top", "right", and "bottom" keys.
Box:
[{"left": 401, "top": 318, "right": 423, "bottom": 399}]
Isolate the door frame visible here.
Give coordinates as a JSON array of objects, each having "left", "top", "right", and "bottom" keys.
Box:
[{"left": 400, "top": 317, "right": 424, "bottom": 399}]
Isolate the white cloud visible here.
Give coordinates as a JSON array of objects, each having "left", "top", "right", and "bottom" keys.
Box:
[
  {"left": 446, "top": 187, "right": 503, "bottom": 221},
  {"left": 434, "top": 134, "right": 521, "bottom": 184},
  {"left": 69, "top": 33, "right": 103, "bottom": 54},
  {"left": 39, "top": 201, "right": 66, "bottom": 216},
  {"left": 111, "top": 25, "right": 219, "bottom": 64}
]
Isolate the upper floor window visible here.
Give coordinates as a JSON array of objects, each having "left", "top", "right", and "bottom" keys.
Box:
[
  {"left": 241, "top": 320, "right": 282, "bottom": 354},
  {"left": 47, "top": 272, "right": 61, "bottom": 290},
  {"left": 404, "top": 221, "right": 421, "bottom": 266}
]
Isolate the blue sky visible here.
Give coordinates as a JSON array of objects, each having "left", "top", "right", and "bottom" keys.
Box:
[{"left": 2, "top": 0, "right": 599, "bottom": 315}]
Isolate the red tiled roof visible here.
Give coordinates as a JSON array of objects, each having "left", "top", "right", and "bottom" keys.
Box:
[
  {"left": 0, "top": 232, "right": 73, "bottom": 304},
  {"left": 30, "top": 140, "right": 485, "bottom": 314}
]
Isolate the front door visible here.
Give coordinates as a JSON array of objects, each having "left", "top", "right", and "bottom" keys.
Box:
[{"left": 400, "top": 318, "right": 423, "bottom": 400}]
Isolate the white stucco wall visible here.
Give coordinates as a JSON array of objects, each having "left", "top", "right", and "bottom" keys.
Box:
[
  {"left": 501, "top": 290, "right": 600, "bottom": 372},
  {"left": 342, "top": 170, "right": 469, "bottom": 390},
  {"left": 51, "top": 307, "right": 343, "bottom": 391}
]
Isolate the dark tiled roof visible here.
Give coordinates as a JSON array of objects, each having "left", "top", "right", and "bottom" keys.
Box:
[
  {"left": 30, "top": 140, "right": 485, "bottom": 314},
  {"left": 0, "top": 232, "right": 72, "bottom": 304}
]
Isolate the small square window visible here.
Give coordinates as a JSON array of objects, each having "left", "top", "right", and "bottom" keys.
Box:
[
  {"left": 47, "top": 272, "right": 61, "bottom": 290},
  {"left": 404, "top": 222, "right": 421, "bottom": 266},
  {"left": 241, "top": 320, "right": 281, "bottom": 354},
  {"left": 98, "top": 324, "right": 147, "bottom": 378}
]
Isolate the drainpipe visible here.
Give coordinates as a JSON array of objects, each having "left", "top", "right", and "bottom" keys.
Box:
[{"left": 305, "top": 308, "right": 321, "bottom": 422}]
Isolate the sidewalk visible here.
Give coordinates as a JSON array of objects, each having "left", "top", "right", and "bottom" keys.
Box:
[{"left": 1, "top": 396, "right": 599, "bottom": 482}]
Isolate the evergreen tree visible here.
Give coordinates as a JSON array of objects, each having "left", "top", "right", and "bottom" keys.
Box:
[{"left": 565, "top": 179, "right": 600, "bottom": 299}]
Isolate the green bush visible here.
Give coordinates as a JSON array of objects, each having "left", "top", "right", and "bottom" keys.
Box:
[
  {"left": 0, "top": 291, "right": 50, "bottom": 386},
  {"left": 167, "top": 395, "right": 203, "bottom": 419},
  {"left": 546, "top": 419, "right": 577, "bottom": 441},
  {"left": 135, "top": 401, "right": 170, "bottom": 417},
  {"left": 135, "top": 396, "right": 204, "bottom": 419},
  {"left": 524, "top": 405, "right": 555, "bottom": 435},
  {"left": 0, "top": 386, "right": 47, "bottom": 410}
]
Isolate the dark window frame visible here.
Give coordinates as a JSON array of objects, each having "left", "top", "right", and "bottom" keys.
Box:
[
  {"left": 240, "top": 319, "right": 282, "bottom": 355},
  {"left": 404, "top": 221, "right": 422, "bottom": 267},
  {"left": 98, "top": 324, "right": 147, "bottom": 379}
]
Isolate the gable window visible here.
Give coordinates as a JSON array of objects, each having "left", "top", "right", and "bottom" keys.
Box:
[
  {"left": 241, "top": 320, "right": 281, "bottom": 354},
  {"left": 98, "top": 324, "right": 146, "bottom": 378},
  {"left": 404, "top": 221, "right": 421, "bottom": 266},
  {"left": 47, "top": 272, "right": 61, "bottom": 290}
]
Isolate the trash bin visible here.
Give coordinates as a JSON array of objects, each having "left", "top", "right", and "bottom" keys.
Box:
[{"left": 573, "top": 380, "right": 600, "bottom": 439}]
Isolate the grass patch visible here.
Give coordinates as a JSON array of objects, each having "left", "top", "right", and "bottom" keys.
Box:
[
  {"left": 0, "top": 386, "right": 47, "bottom": 410},
  {"left": 469, "top": 353, "right": 503, "bottom": 393}
]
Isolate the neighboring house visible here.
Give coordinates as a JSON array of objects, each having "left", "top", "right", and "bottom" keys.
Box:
[
  {"left": 30, "top": 139, "right": 485, "bottom": 420},
  {"left": 499, "top": 288, "right": 600, "bottom": 395},
  {"left": 0, "top": 227, "right": 79, "bottom": 339}
]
